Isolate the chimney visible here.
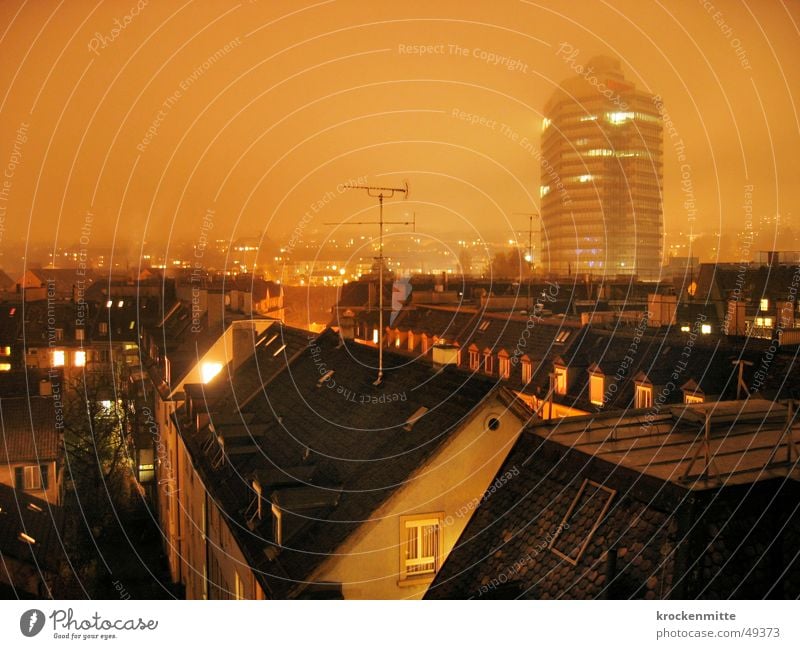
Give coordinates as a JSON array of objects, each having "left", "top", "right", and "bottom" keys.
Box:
[
  {"left": 339, "top": 309, "right": 355, "bottom": 341},
  {"left": 206, "top": 290, "right": 225, "bottom": 331},
  {"left": 232, "top": 322, "right": 257, "bottom": 370},
  {"left": 39, "top": 378, "right": 53, "bottom": 397}
]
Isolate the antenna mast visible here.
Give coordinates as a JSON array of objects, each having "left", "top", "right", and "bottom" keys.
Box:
[
  {"left": 327, "top": 181, "right": 410, "bottom": 385},
  {"left": 514, "top": 212, "right": 538, "bottom": 311}
]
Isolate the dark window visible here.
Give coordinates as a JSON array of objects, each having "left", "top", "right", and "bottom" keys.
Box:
[
  {"left": 40, "top": 464, "right": 49, "bottom": 490},
  {"left": 14, "top": 466, "right": 23, "bottom": 489}
]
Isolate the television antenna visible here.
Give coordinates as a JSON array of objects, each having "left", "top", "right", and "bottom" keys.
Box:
[
  {"left": 326, "top": 180, "right": 411, "bottom": 386},
  {"left": 513, "top": 211, "right": 539, "bottom": 311}
]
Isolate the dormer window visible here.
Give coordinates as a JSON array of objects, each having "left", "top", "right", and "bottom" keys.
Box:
[
  {"left": 483, "top": 350, "right": 494, "bottom": 375},
  {"left": 468, "top": 345, "right": 480, "bottom": 371},
  {"left": 684, "top": 393, "right": 704, "bottom": 404},
  {"left": 498, "top": 351, "right": 510, "bottom": 379},
  {"left": 554, "top": 366, "right": 567, "bottom": 395},
  {"left": 521, "top": 356, "right": 533, "bottom": 384},
  {"left": 589, "top": 371, "right": 605, "bottom": 406},
  {"left": 635, "top": 384, "right": 653, "bottom": 409}
]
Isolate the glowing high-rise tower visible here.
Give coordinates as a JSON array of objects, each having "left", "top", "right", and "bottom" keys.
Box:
[{"left": 540, "top": 56, "right": 663, "bottom": 280}]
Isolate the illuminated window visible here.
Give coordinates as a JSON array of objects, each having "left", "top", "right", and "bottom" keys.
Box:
[
  {"left": 407, "top": 332, "right": 415, "bottom": 351},
  {"left": 75, "top": 328, "right": 84, "bottom": 341},
  {"left": 201, "top": 361, "right": 223, "bottom": 384},
  {"left": 760, "top": 298, "right": 769, "bottom": 311},
  {"left": 540, "top": 185, "right": 551, "bottom": 197},
  {"left": 15, "top": 465, "right": 48, "bottom": 491},
  {"left": 0, "top": 346, "right": 10, "bottom": 356},
  {"left": 234, "top": 571, "right": 245, "bottom": 600},
  {"left": 635, "top": 385, "right": 653, "bottom": 409},
  {"left": 74, "top": 350, "right": 86, "bottom": 367},
  {"left": 684, "top": 393, "right": 704, "bottom": 404},
  {"left": 555, "top": 367, "right": 568, "bottom": 395},
  {"left": 587, "top": 148, "right": 614, "bottom": 157},
  {"left": 483, "top": 351, "right": 494, "bottom": 375},
  {"left": 680, "top": 325, "right": 691, "bottom": 332},
  {"left": 52, "top": 350, "right": 65, "bottom": 367},
  {"left": 0, "top": 363, "right": 10, "bottom": 371},
  {"left": 606, "top": 111, "right": 635, "bottom": 125},
  {"left": 589, "top": 373, "right": 604, "bottom": 406},
  {"left": 541, "top": 117, "right": 551, "bottom": 131},
  {"left": 372, "top": 329, "right": 379, "bottom": 344},
  {"left": 106, "top": 300, "right": 113, "bottom": 308},
  {"left": 700, "top": 324, "right": 711, "bottom": 334},
  {"left": 54, "top": 328, "right": 64, "bottom": 341},
  {"left": 498, "top": 352, "right": 510, "bottom": 379},
  {"left": 99, "top": 322, "right": 108, "bottom": 335},
  {"left": 579, "top": 115, "right": 597, "bottom": 122},
  {"left": 401, "top": 515, "right": 441, "bottom": 579},
  {"left": 578, "top": 174, "right": 593, "bottom": 183},
  {"left": 521, "top": 357, "right": 533, "bottom": 384}
]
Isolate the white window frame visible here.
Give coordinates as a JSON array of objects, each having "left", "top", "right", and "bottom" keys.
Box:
[
  {"left": 400, "top": 514, "right": 443, "bottom": 581},
  {"left": 635, "top": 384, "right": 653, "bottom": 409},
  {"left": 521, "top": 358, "right": 532, "bottom": 384},
  {"left": 234, "top": 571, "right": 245, "bottom": 600},
  {"left": 24, "top": 465, "right": 42, "bottom": 490},
  {"left": 468, "top": 347, "right": 480, "bottom": 370},
  {"left": 498, "top": 353, "right": 510, "bottom": 379}
]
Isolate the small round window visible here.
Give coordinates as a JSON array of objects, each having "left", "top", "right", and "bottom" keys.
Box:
[{"left": 486, "top": 417, "right": 501, "bottom": 431}]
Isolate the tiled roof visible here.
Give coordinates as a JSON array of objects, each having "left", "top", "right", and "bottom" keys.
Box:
[
  {"left": 0, "top": 483, "right": 66, "bottom": 577},
  {"left": 426, "top": 403, "right": 800, "bottom": 599},
  {"left": 0, "top": 397, "right": 61, "bottom": 463}
]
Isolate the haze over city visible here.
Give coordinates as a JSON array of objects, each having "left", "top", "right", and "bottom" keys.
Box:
[
  {"left": 1, "top": 1, "right": 800, "bottom": 642},
  {"left": 0, "top": 0, "right": 798, "bottom": 277}
]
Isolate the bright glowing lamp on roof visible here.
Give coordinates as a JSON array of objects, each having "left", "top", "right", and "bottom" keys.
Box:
[{"left": 201, "top": 362, "right": 223, "bottom": 384}]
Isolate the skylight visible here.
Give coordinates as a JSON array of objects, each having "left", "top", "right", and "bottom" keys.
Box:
[{"left": 549, "top": 479, "right": 616, "bottom": 565}]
